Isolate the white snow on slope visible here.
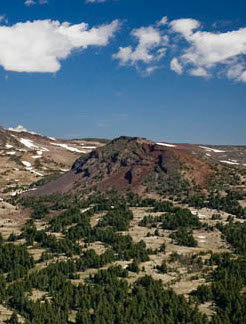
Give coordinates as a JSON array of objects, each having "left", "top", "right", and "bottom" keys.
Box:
[
  {"left": 22, "top": 161, "right": 32, "bottom": 167},
  {"left": 156, "top": 142, "right": 176, "bottom": 148},
  {"left": 191, "top": 210, "right": 206, "bottom": 219},
  {"left": 19, "top": 138, "right": 49, "bottom": 152},
  {"left": 83, "top": 146, "right": 97, "bottom": 150},
  {"left": 8, "top": 125, "right": 37, "bottom": 134},
  {"left": 31, "top": 170, "right": 44, "bottom": 176},
  {"left": 200, "top": 146, "right": 225, "bottom": 153},
  {"left": 40, "top": 147, "right": 49, "bottom": 152},
  {"left": 21, "top": 160, "right": 44, "bottom": 176},
  {"left": 220, "top": 160, "right": 239, "bottom": 165},
  {"left": 51, "top": 143, "right": 86, "bottom": 153},
  {"left": 7, "top": 151, "right": 16, "bottom": 155},
  {"left": 6, "top": 144, "right": 13, "bottom": 149},
  {"left": 20, "top": 138, "right": 39, "bottom": 149}
]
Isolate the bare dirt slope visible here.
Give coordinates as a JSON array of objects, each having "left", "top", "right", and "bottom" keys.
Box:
[{"left": 30, "top": 136, "right": 219, "bottom": 196}]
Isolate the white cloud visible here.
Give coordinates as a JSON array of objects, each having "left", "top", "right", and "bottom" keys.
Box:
[
  {"left": 0, "top": 15, "right": 7, "bottom": 23},
  {"left": 170, "top": 19, "right": 200, "bottom": 38},
  {"left": 189, "top": 67, "right": 209, "bottom": 77},
  {"left": 144, "top": 65, "right": 159, "bottom": 75},
  {"left": 86, "top": 0, "right": 107, "bottom": 3},
  {"left": 114, "top": 16, "right": 246, "bottom": 83},
  {"left": 170, "top": 18, "right": 246, "bottom": 82},
  {"left": 25, "top": 0, "right": 48, "bottom": 6},
  {"left": 157, "top": 16, "right": 168, "bottom": 27},
  {"left": 0, "top": 19, "right": 119, "bottom": 73},
  {"left": 170, "top": 57, "right": 182, "bottom": 75},
  {"left": 113, "top": 25, "right": 168, "bottom": 73},
  {"left": 25, "top": 0, "right": 36, "bottom": 6}
]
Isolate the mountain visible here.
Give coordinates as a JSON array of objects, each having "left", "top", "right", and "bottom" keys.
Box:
[
  {"left": 0, "top": 126, "right": 105, "bottom": 198},
  {"left": 30, "top": 136, "right": 229, "bottom": 197},
  {"left": 1, "top": 134, "right": 246, "bottom": 324}
]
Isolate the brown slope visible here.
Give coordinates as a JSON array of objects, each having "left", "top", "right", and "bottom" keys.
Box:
[{"left": 28, "top": 136, "right": 215, "bottom": 197}]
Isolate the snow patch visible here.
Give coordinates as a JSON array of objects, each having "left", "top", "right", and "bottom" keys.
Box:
[
  {"left": 6, "top": 144, "right": 13, "bottom": 149},
  {"left": 220, "top": 160, "right": 239, "bottom": 165},
  {"left": 156, "top": 142, "right": 176, "bottom": 148},
  {"left": 22, "top": 161, "right": 32, "bottom": 167},
  {"left": 20, "top": 138, "right": 39, "bottom": 149},
  {"left": 19, "top": 138, "right": 49, "bottom": 153},
  {"left": 81, "top": 207, "right": 91, "bottom": 214},
  {"left": 7, "top": 151, "right": 16, "bottom": 155},
  {"left": 40, "top": 147, "right": 49, "bottom": 152},
  {"left": 51, "top": 143, "right": 86, "bottom": 153},
  {"left": 191, "top": 210, "right": 206, "bottom": 219},
  {"left": 31, "top": 170, "right": 44, "bottom": 177},
  {"left": 200, "top": 146, "right": 225, "bottom": 153},
  {"left": 83, "top": 146, "right": 97, "bottom": 150},
  {"left": 22, "top": 160, "right": 44, "bottom": 176},
  {"left": 8, "top": 125, "right": 37, "bottom": 134}
]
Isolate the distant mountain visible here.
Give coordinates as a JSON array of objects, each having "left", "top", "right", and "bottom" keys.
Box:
[
  {"left": 30, "top": 136, "right": 225, "bottom": 197},
  {"left": 0, "top": 126, "right": 104, "bottom": 198}
]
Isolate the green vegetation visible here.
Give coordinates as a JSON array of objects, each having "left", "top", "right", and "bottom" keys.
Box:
[
  {"left": 97, "top": 206, "right": 133, "bottom": 231},
  {"left": 156, "top": 261, "right": 167, "bottom": 274},
  {"left": 185, "top": 190, "right": 246, "bottom": 218},
  {"left": 0, "top": 240, "right": 34, "bottom": 281},
  {"left": 162, "top": 208, "right": 201, "bottom": 230},
  {"left": 170, "top": 228, "right": 198, "bottom": 247},
  {"left": 2, "top": 187, "right": 246, "bottom": 323}
]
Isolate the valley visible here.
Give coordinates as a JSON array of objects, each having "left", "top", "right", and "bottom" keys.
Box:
[{"left": 0, "top": 132, "right": 245, "bottom": 323}]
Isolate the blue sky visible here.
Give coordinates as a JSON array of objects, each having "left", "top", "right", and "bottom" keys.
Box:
[{"left": 0, "top": 0, "right": 246, "bottom": 144}]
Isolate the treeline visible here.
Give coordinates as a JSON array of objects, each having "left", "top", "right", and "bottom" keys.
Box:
[{"left": 185, "top": 191, "right": 246, "bottom": 218}]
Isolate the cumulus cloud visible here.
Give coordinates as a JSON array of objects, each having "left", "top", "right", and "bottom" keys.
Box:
[
  {"left": 170, "top": 57, "right": 182, "bottom": 75},
  {"left": 113, "top": 20, "right": 169, "bottom": 73},
  {"left": 0, "top": 19, "right": 119, "bottom": 73},
  {"left": 114, "top": 16, "right": 246, "bottom": 83},
  {"left": 170, "top": 18, "right": 246, "bottom": 81},
  {"left": 170, "top": 19, "right": 200, "bottom": 38}
]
